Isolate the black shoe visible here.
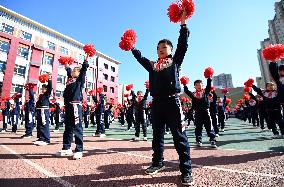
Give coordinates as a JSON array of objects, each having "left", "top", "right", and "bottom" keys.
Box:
[
  {"left": 145, "top": 165, "right": 165, "bottom": 175},
  {"left": 22, "top": 134, "right": 32, "bottom": 139},
  {"left": 181, "top": 173, "right": 194, "bottom": 186},
  {"left": 210, "top": 141, "right": 218, "bottom": 148}
]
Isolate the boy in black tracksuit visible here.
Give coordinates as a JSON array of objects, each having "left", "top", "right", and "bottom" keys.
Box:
[
  {"left": 53, "top": 102, "right": 61, "bottom": 131},
  {"left": 131, "top": 89, "right": 149, "bottom": 141},
  {"left": 22, "top": 87, "right": 35, "bottom": 138},
  {"left": 126, "top": 100, "right": 135, "bottom": 131},
  {"left": 84, "top": 104, "right": 90, "bottom": 128},
  {"left": 130, "top": 12, "right": 193, "bottom": 185},
  {"left": 269, "top": 62, "right": 284, "bottom": 118},
  {"left": 1, "top": 100, "right": 10, "bottom": 132},
  {"left": 208, "top": 91, "right": 219, "bottom": 136},
  {"left": 248, "top": 92, "right": 259, "bottom": 127},
  {"left": 186, "top": 106, "right": 194, "bottom": 126},
  {"left": 184, "top": 78, "right": 217, "bottom": 147},
  {"left": 93, "top": 93, "right": 105, "bottom": 136},
  {"left": 217, "top": 95, "right": 227, "bottom": 132},
  {"left": 56, "top": 60, "right": 88, "bottom": 159},
  {"left": 35, "top": 78, "right": 52, "bottom": 145},
  {"left": 104, "top": 103, "right": 113, "bottom": 130},
  {"left": 119, "top": 106, "right": 126, "bottom": 126},
  {"left": 256, "top": 95, "right": 269, "bottom": 130},
  {"left": 10, "top": 97, "right": 20, "bottom": 133},
  {"left": 252, "top": 83, "right": 284, "bottom": 137}
]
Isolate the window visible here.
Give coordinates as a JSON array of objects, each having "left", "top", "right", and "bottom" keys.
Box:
[
  {"left": 0, "top": 60, "right": 6, "bottom": 73},
  {"left": 110, "top": 87, "right": 114, "bottom": 93},
  {"left": 88, "top": 57, "right": 94, "bottom": 65},
  {"left": 0, "top": 40, "right": 10, "bottom": 53},
  {"left": 11, "top": 84, "right": 23, "bottom": 93},
  {"left": 20, "top": 31, "right": 32, "bottom": 42},
  {"left": 111, "top": 66, "right": 115, "bottom": 72},
  {"left": 103, "top": 74, "right": 108, "bottom": 81},
  {"left": 60, "top": 46, "right": 68, "bottom": 55},
  {"left": 87, "top": 69, "right": 94, "bottom": 79},
  {"left": 14, "top": 65, "right": 26, "bottom": 77},
  {"left": 56, "top": 90, "right": 63, "bottom": 98},
  {"left": 17, "top": 45, "right": 29, "bottom": 60},
  {"left": 57, "top": 75, "right": 66, "bottom": 84},
  {"left": 87, "top": 82, "right": 93, "bottom": 89},
  {"left": 111, "top": 76, "right": 115, "bottom": 82},
  {"left": 1, "top": 23, "right": 14, "bottom": 35},
  {"left": 104, "top": 63, "right": 108, "bottom": 69},
  {"left": 103, "top": 85, "right": 107, "bottom": 92},
  {"left": 43, "top": 53, "right": 54, "bottom": 66},
  {"left": 47, "top": 41, "right": 55, "bottom": 50}
]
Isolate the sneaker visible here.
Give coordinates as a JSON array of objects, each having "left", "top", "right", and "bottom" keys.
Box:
[
  {"left": 165, "top": 131, "right": 170, "bottom": 135},
  {"left": 53, "top": 129, "right": 60, "bottom": 133},
  {"left": 273, "top": 134, "right": 282, "bottom": 139},
  {"left": 73, "top": 152, "right": 83, "bottom": 160},
  {"left": 220, "top": 129, "right": 224, "bottom": 132},
  {"left": 105, "top": 128, "right": 110, "bottom": 131},
  {"left": 215, "top": 134, "right": 219, "bottom": 137},
  {"left": 100, "top": 134, "right": 106, "bottom": 138},
  {"left": 0, "top": 129, "right": 7, "bottom": 133},
  {"left": 132, "top": 136, "right": 140, "bottom": 141},
  {"left": 22, "top": 134, "right": 32, "bottom": 139},
  {"left": 143, "top": 137, "right": 148, "bottom": 141},
  {"left": 181, "top": 173, "right": 194, "bottom": 186},
  {"left": 37, "top": 141, "right": 49, "bottom": 146},
  {"left": 196, "top": 142, "right": 202, "bottom": 147},
  {"left": 55, "top": 149, "right": 73, "bottom": 157},
  {"left": 145, "top": 165, "right": 165, "bottom": 175},
  {"left": 33, "top": 140, "right": 43, "bottom": 145},
  {"left": 210, "top": 141, "right": 218, "bottom": 148},
  {"left": 92, "top": 133, "right": 100, "bottom": 137}
]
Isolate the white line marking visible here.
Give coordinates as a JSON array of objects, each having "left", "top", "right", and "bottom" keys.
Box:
[
  {"left": 84, "top": 145, "right": 284, "bottom": 179},
  {"left": 1, "top": 144, "right": 75, "bottom": 187}
]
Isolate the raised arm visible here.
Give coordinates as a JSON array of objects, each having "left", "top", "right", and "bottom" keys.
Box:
[
  {"left": 205, "top": 78, "right": 212, "bottom": 94},
  {"left": 143, "top": 89, "right": 150, "bottom": 100},
  {"left": 77, "top": 60, "right": 89, "bottom": 85},
  {"left": 47, "top": 79, "right": 52, "bottom": 96},
  {"left": 130, "top": 90, "right": 136, "bottom": 102},
  {"left": 173, "top": 25, "right": 190, "bottom": 67},
  {"left": 131, "top": 49, "right": 153, "bottom": 72},
  {"left": 248, "top": 92, "right": 257, "bottom": 101},
  {"left": 29, "top": 88, "right": 35, "bottom": 103},
  {"left": 92, "top": 95, "right": 98, "bottom": 104},
  {"left": 212, "top": 91, "right": 217, "bottom": 103},
  {"left": 66, "top": 66, "right": 72, "bottom": 79},
  {"left": 183, "top": 85, "right": 195, "bottom": 99},
  {"left": 252, "top": 85, "right": 264, "bottom": 97},
  {"left": 269, "top": 62, "right": 280, "bottom": 83}
]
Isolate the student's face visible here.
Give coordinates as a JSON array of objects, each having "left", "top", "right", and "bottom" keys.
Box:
[
  {"left": 157, "top": 43, "right": 172, "bottom": 59},
  {"left": 266, "top": 83, "right": 274, "bottom": 91},
  {"left": 72, "top": 68, "right": 80, "bottom": 78},
  {"left": 217, "top": 98, "right": 222, "bottom": 102},
  {"left": 279, "top": 70, "right": 284, "bottom": 76},
  {"left": 208, "top": 95, "right": 212, "bottom": 100},
  {"left": 194, "top": 83, "right": 203, "bottom": 92},
  {"left": 41, "top": 87, "right": 47, "bottom": 93}
]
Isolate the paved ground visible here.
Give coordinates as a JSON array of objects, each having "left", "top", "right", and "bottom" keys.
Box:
[{"left": 0, "top": 118, "right": 283, "bottom": 187}]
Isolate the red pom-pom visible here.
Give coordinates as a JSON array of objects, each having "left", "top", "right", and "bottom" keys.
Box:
[
  {"left": 226, "top": 106, "right": 230, "bottom": 112},
  {"left": 97, "top": 87, "right": 103, "bottom": 94},
  {"left": 262, "top": 44, "right": 284, "bottom": 61},
  {"left": 58, "top": 56, "right": 74, "bottom": 66},
  {"left": 204, "top": 67, "right": 214, "bottom": 78},
  {"left": 16, "top": 93, "right": 22, "bottom": 99},
  {"left": 244, "top": 87, "right": 251, "bottom": 93},
  {"left": 168, "top": 3, "right": 183, "bottom": 23},
  {"left": 88, "top": 89, "right": 96, "bottom": 96},
  {"left": 225, "top": 98, "right": 231, "bottom": 105},
  {"left": 145, "top": 80, "right": 149, "bottom": 89},
  {"left": 221, "top": 88, "right": 229, "bottom": 95},
  {"left": 244, "top": 78, "right": 254, "bottom": 87},
  {"left": 119, "top": 29, "right": 137, "bottom": 51},
  {"left": 211, "top": 86, "right": 216, "bottom": 91},
  {"left": 180, "top": 76, "right": 190, "bottom": 85},
  {"left": 83, "top": 44, "right": 96, "bottom": 58},
  {"left": 182, "top": 0, "right": 195, "bottom": 20},
  {"left": 124, "top": 94, "right": 130, "bottom": 98},
  {"left": 39, "top": 74, "right": 49, "bottom": 83},
  {"left": 126, "top": 84, "right": 134, "bottom": 91},
  {"left": 243, "top": 94, "right": 250, "bottom": 101},
  {"left": 24, "top": 83, "right": 36, "bottom": 90}
]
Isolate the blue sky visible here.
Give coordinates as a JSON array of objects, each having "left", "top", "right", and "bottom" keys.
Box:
[{"left": 1, "top": 0, "right": 276, "bottom": 91}]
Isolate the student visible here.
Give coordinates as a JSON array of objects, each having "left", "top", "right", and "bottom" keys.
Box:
[
  {"left": 10, "top": 97, "right": 20, "bottom": 133},
  {"left": 1, "top": 99, "right": 10, "bottom": 133},
  {"left": 104, "top": 103, "right": 113, "bottom": 130},
  {"left": 56, "top": 60, "right": 89, "bottom": 159},
  {"left": 217, "top": 95, "right": 227, "bottom": 132},
  {"left": 248, "top": 92, "right": 260, "bottom": 127},
  {"left": 93, "top": 93, "right": 106, "bottom": 137},
  {"left": 208, "top": 91, "right": 219, "bottom": 136},
  {"left": 252, "top": 82, "right": 284, "bottom": 137},
  {"left": 53, "top": 101, "right": 61, "bottom": 132},
  {"left": 34, "top": 77, "right": 52, "bottom": 146},
  {"left": 21, "top": 87, "right": 35, "bottom": 138},
  {"left": 184, "top": 79, "right": 217, "bottom": 148},
  {"left": 130, "top": 11, "right": 193, "bottom": 185}
]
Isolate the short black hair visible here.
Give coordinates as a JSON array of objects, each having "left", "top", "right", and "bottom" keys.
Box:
[
  {"left": 42, "top": 84, "right": 48, "bottom": 88},
  {"left": 157, "top": 39, "right": 173, "bottom": 50},
  {"left": 279, "top": 65, "right": 284, "bottom": 71},
  {"left": 194, "top": 80, "right": 202, "bottom": 85}
]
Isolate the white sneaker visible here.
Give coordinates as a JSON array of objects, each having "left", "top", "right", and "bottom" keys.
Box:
[
  {"left": 165, "top": 131, "right": 170, "bottom": 135},
  {"left": 132, "top": 136, "right": 140, "bottom": 141},
  {"left": 37, "top": 141, "right": 49, "bottom": 146},
  {"left": 215, "top": 134, "right": 219, "bottom": 137},
  {"left": 56, "top": 149, "right": 73, "bottom": 157},
  {"left": 105, "top": 128, "right": 110, "bottom": 131},
  {"left": 92, "top": 133, "right": 100, "bottom": 137},
  {"left": 53, "top": 129, "right": 60, "bottom": 133},
  {"left": 33, "top": 140, "right": 43, "bottom": 145},
  {"left": 0, "top": 129, "right": 7, "bottom": 133},
  {"left": 273, "top": 135, "right": 283, "bottom": 139},
  {"left": 73, "top": 152, "right": 83, "bottom": 160},
  {"left": 100, "top": 134, "right": 106, "bottom": 138},
  {"left": 143, "top": 137, "right": 148, "bottom": 141},
  {"left": 220, "top": 129, "right": 224, "bottom": 132},
  {"left": 196, "top": 142, "right": 202, "bottom": 147}
]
